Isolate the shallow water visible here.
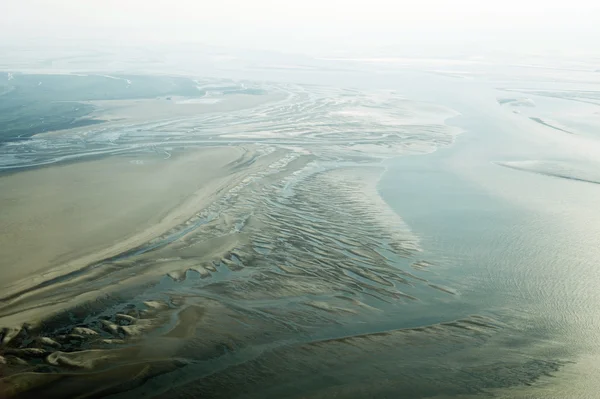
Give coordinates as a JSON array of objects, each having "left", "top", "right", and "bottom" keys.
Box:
[{"left": 379, "top": 74, "right": 600, "bottom": 396}]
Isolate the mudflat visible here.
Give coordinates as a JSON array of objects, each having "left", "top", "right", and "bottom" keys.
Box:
[{"left": 0, "top": 146, "right": 255, "bottom": 301}]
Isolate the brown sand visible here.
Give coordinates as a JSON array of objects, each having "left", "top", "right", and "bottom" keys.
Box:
[{"left": 0, "top": 146, "right": 270, "bottom": 317}]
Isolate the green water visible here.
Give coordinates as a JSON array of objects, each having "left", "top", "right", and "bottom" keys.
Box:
[{"left": 378, "top": 76, "right": 600, "bottom": 397}]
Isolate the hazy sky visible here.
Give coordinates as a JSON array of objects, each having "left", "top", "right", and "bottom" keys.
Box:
[{"left": 2, "top": 0, "right": 600, "bottom": 55}]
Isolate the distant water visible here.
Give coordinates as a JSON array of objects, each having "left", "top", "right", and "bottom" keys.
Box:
[{"left": 378, "top": 76, "right": 600, "bottom": 396}]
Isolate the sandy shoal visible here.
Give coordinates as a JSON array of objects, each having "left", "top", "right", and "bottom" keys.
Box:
[
  {"left": 0, "top": 146, "right": 262, "bottom": 301},
  {"left": 38, "top": 92, "right": 287, "bottom": 138},
  {"left": 87, "top": 92, "right": 286, "bottom": 121}
]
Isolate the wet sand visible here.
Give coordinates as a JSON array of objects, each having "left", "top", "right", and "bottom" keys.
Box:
[
  {"left": 0, "top": 145, "right": 281, "bottom": 326},
  {"left": 0, "top": 160, "right": 470, "bottom": 399},
  {"left": 85, "top": 93, "right": 287, "bottom": 122}
]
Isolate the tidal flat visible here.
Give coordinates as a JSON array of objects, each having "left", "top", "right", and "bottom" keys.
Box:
[{"left": 1, "top": 64, "right": 600, "bottom": 398}]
